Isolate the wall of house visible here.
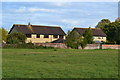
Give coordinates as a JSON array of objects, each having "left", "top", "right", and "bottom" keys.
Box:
[
  {"left": 26, "top": 34, "right": 66, "bottom": 43},
  {"left": 93, "top": 36, "right": 106, "bottom": 42}
]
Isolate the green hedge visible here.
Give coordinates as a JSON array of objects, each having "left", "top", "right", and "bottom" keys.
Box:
[{"left": 3, "top": 43, "right": 54, "bottom": 49}]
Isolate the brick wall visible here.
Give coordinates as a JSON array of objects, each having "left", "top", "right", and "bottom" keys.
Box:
[
  {"left": 34, "top": 43, "right": 67, "bottom": 49},
  {"left": 102, "top": 44, "right": 120, "bottom": 49},
  {"left": 34, "top": 43, "right": 120, "bottom": 49},
  {"left": 79, "top": 44, "right": 100, "bottom": 49}
]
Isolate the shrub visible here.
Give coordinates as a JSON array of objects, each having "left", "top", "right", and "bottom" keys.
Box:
[
  {"left": 3, "top": 43, "right": 54, "bottom": 49},
  {"left": 83, "top": 27, "right": 94, "bottom": 44},
  {"left": 80, "top": 38, "right": 87, "bottom": 49},
  {"left": 65, "top": 30, "right": 82, "bottom": 49},
  {"left": 6, "top": 32, "right": 26, "bottom": 44}
]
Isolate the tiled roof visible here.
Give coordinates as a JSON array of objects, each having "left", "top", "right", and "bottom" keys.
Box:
[
  {"left": 9, "top": 24, "right": 66, "bottom": 35},
  {"left": 74, "top": 28, "right": 107, "bottom": 37}
]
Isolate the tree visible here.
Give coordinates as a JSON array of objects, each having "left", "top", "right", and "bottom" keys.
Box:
[
  {"left": 83, "top": 27, "right": 94, "bottom": 44},
  {"left": 95, "top": 19, "right": 111, "bottom": 30},
  {"left": 0, "top": 28, "right": 8, "bottom": 42},
  {"left": 80, "top": 38, "right": 87, "bottom": 49},
  {"left": 67, "top": 30, "right": 71, "bottom": 36},
  {"left": 65, "top": 30, "right": 82, "bottom": 49},
  {"left": 6, "top": 32, "right": 26, "bottom": 44},
  {"left": 115, "top": 17, "right": 120, "bottom": 23},
  {"left": 103, "top": 21, "right": 120, "bottom": 44}
]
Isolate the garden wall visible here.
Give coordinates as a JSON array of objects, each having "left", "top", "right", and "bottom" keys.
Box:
[
  {"left": 34, "top": 43, "right": 67, "bottom": 49},
  {"left": 78, "top": 44, "right": 100, "bottom": 49},
  {"left": 34, "top": 43, "right": 120, "bottom": 49},
  {"left": 102, "top": 44, "right": 120, "bottom": 49}
]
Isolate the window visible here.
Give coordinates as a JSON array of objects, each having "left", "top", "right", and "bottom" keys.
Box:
[
  {"left": 59, "top": 35, "right": 63, "bottom": 39},
  {"left": 26, "top": 34, "right": 31, "bottom": 38},
  {"left": 44, "top": 35, "right": 49, "bottom": 38},
  {"left": 53, "top": 35, "right": 58, "bottom": 38},
  {"left": 37, "top": 34, "right": 40, "bottom": 38},
  {"left": 98, "top": 36, "right": 101, "bottom": 39}
]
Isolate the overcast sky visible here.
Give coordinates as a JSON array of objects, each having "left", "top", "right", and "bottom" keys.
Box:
[{"left": 1, "top": 2, "right": 118, "bottom": 32}]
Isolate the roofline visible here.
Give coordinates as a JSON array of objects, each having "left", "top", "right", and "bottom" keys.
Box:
[
  {"left": 9, "top": 24, "right": 66, "bottom": 35},
  {"left": 74, "top": 27, "right": 100, "bottom": 29},
  {"left": 13, "top": 24, "right": 61, "bottom": 28},
  {"left": 8, "top": 24, "right": 16, "bottom": 34},
  {"left": 73, "top": 27, "right": 107, "bottom": 37}
]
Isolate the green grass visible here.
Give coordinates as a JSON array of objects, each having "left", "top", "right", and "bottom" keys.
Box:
[{"left": 2, "top": 49, "right": 118, "bottom": 78}]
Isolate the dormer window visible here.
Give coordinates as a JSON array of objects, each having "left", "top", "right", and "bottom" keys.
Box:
[
  {"left": 37, "top": 34, "right": 40, "bottom": 38},
  {"left": 53, "top": 35, "right": 58, "bottom": 38},
  {"left": 26, "top": 34, "right": 31, "bottom": 38},
  {"left": 98, "top": 36, "right": 101, "bottom": 39},
  {"left": 44, "top": 35, "right": 49, "bottom": 38},
  {"left": 59, "top": 35, "right": 63, "bottom": 39}
]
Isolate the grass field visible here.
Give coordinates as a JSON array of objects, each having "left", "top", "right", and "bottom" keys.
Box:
[{"left": 2, "top": 49, "right": 118, "bottom": 78}]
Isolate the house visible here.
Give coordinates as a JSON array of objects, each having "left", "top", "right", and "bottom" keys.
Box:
[
  {"left": 9, "top": 23, "right": 66, "bottom": 43},
  {"left": 72, "top": 28, "right": 107, "bottom": 43}
]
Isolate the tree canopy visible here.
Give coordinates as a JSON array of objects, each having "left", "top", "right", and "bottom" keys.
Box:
[
  {"left": 0, "top": 28, "right": 8, "bottom": 43},
  {"left": 65, "top": 30, "right": 82, "bottom": 49},
  {"left": 103, "top": 21, "right": 120, "bottom": 44},
  {"left": 83, "top": 27, "right": 94, "bottom": 44},
  {"left": 95, "top": 19, "right": 111, "bottom": 30},
  {"left": 115, "top": 17, "right": 120, "bottom": 23}
]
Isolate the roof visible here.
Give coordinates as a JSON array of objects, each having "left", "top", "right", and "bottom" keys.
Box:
[
  {"left": 9, "top": 24, "right": 66, "bottom": 35},
  {"left": 51, "top": 39, "right": 66, "bottom": 43},
  {"left": 74, "top": 28, "right": 107, "bottom": 37}
]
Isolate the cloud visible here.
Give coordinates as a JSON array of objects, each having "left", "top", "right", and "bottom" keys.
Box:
[
  {"left": 15, "top": 7, "right": 26, "bottom": 12},
  {"left": 15, "top": 7, "right": 59, "bottom": 13},
  {"left": 51, "top": 2, "right": 71, "bottom": 7},
  {"left": 28, "top": 8, "right": 56, "bottom": 13},
  {"left": 60, "top": 19, "right": 80, "bottom": 25},
  {"left": 1, "top": 0, "right": 119, "bottom": 2}
]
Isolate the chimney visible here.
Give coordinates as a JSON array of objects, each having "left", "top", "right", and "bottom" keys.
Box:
[{"left": 27, "top": 22, "right": 34, "bottom": 33}]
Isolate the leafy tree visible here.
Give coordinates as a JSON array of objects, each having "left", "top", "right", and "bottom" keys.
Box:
[
  {"left": 67, "top": 30, "right": 71, "bottom": 36},
  {"left": 6, "top": 32, "right": 26, "bottom": 44},
  {"left": 115, "top": 17, "right": 120, "bottom": 23},
  {"left": 65, "top": 30, "right": 82, "bottom": 49},
  {"left": 0, "top": 28, "right": 8, "bottom": 42},
  {"left": 80, "top": 38, "right": 87, "bottom": 49},
  {"left": 95, "top": 19, "right": 111, "bottom": 30},
  {"left": 103, "top": 21, "right": 120, "bottom": 44},
  {"left": 83, "top": 27, "right": 94, "bottom": 44}
]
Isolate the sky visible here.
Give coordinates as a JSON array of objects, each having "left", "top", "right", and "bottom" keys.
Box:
[{"left": 1, "top": 2, "right": 118, "bottom": 33}]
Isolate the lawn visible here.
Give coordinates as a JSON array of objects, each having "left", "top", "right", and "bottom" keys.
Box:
[{"left": 2, "top": 49, "right": 118, "bottom": 78}]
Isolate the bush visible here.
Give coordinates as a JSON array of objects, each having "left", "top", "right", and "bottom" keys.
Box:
[
  {"left": 3, "top": 43, "right": 54, "bottom": 49},
  {"left": 65, "top": 30, "right": 82, "bottom": 49},
  {"left": 6, "top": 32, "right": 26, "bottom": 44},
  {"left": 83, "top": 27, "right": 94, "bottom": 44},
  {"left": 80, "top": 38, "right": 87, "bottom": 49}
]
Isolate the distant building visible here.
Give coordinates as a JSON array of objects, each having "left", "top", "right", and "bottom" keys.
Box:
[
  {"left": 9, "top": 23, "right": 66, "bottom": 43},
  {"left": 72, "top": 28, "right": 107, "bottom": 43}
]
